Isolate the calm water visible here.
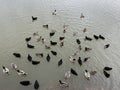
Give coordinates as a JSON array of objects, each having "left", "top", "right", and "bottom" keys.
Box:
[{"left": 0, "top": 0, "right": 120, "bottom": 90}]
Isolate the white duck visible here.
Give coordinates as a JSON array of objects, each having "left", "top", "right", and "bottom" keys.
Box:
[
  {"left": 11, "top": 63, "right": 17, "bottom": 70},
  {"left": 84, "top": 70, "right": 90, "bottom": 80},
  {"left": 64, "top": 71, "right": 71, "bottom": 79},
  {"left": 16, "top": 69, "right": 27, "bottom": 76},
  {"left": 59, "top": 80, "right": 69, "bottom": 87},
  {"left": 2, "top": 66, "right": 9, "bottom": 75}
]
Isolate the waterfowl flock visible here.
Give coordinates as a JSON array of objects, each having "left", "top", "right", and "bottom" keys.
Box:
[{"left": 2, "top": 9, "right": 113, "bottom": 90}]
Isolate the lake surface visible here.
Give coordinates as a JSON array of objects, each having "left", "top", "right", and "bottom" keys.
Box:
[{"left": 0, "top": 0, "right": 120, "bottom": 90}]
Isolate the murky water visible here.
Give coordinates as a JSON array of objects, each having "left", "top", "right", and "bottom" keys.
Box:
[{"left": 0, "top": 0, "right": 120, "bottom": 90}]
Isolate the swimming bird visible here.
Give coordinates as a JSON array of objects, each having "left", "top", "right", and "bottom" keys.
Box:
[
  {"left": 13, "top": 53, "right": 21, "bottom": 58},
  {"left": 17, "top": 69, "right": 27, "bottom": 76},
  {"left": 99, "top": 35, "right": 105, "bottom": 40},
  {"left": 25, "top": 37, "right": 31, "bottom": 42},
  {"left": 83, "top": 28, "right": 87, "bottom": 32},
  {"left": 85, "top": 36, "right": 92, "bottom": 41},
  {"left": 27, "top": 54, "right": 32, "bottom": 62},
  {"left": 59, "top": 80, "right": 69, "bottom": 87},
  {"left": 27, "top": 43, "right": 35, "bottom": 49},
  {"left": 104, "top": 67, "right": 112, "bottom": 71},
  {"left": 84, "top": 47, "right": 92, "bottom": 52},
  {"left": 34, "top": 80, "right": 39, "bottom": 90},
  {"left": 43, "top": 24, "right": 48, "bottom": 29},
  {"left": 70, "top": 68, "right": 78, "bottom": 76},
  {"left": 50, "top": 41, "right": 57, "bottom": 46},
  {"left": 32, "top": 16, "right": 37, "bottom": 22},
  {"left": 59, "top": 37, "right": 65, "bottom": 41},
  {"left": 32, "top": 61, "right": 40, "bottom": 65},
  {"left": 35, "top": 53, "right": 43, "bottom": 58},
  {"left": 84, "top": 70, "right": 90, "bottom": 80},
  {"left": 46, "top": 54, "right": 50, "bottom": 62},
  {"left": 11, "top": 63, "right": 17, "bottom": 70},
  {"left": 69, "top": 56, "right": 76, "bottom": 63},
  {"left": 64, "top": 71, "right": 71, "bottom": 79},
  {"left": 80, "top": 13, "right": 84, "bottom": 18},
  {"left": 104, "top": 44, "right": 110, "bottom": 49},
  {"left": 50, "top": 31, "right": 55, "bottom": 37},
  {"left": 60, "top": 41, "right": 64, "bottom": 47},
  {"left": 83, "top": 57, "right": 90, "bottom": 62},
  {"left": 103, "top": 70, "right": 110, "bottom": 78},
  {"left": 78, "top": 57, "right": 82, "bottom": 66},
  {"left": 76, "top": 39, "right": 81, "bottom": 44},
  {"left": 52, "top": 10, "right": 57, "bottom": 15},
  {"left": 93, "top": 35, "right": 99, "bottom": 40},
  {"left": 58, "top": 59, "right": 63, "bottom": 67},
  {"left": 2, "top": 66, "right": 9, "bottom": 75},
  {"left": 20, "top": 80, "right": 31, "bottom": 86},
  {"left": 51, "top": 50, "right": 57, "bottom": 56},
  {"left": 45, "top": 45, "right": 51, "bottom": 49},
  {"left": 90, "top": 71, "right": 97, "bottom": 75}
]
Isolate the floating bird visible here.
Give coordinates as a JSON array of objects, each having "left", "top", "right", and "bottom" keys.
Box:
[
  {"left": 51, "top": 50, "right": 57, "bottom": 56},
  {"left": 32, "top": 61, "right": 40, "bottom": 65},
  {"left": 27, "top": 44, "right": 35, "bottom": 49},
  {"left": 17, "top": 69, "right": 27, "bottom": 76},
  {"left": 70, "top": 68, "right": 78, "bottom": 76},
  {"left": 84, "top": 47, "right": 92, "bottom": 52},
  {"left": 13, "top": 53, "right": 21, "bottom": 58},
  {"left": 83, "top": 28, "right": 87, "bottom": 32},
  {"left": 20, "top": 80, "right": 31, "bottom": 86},
  {"left": 59, "top": 37, "right": 65, "bottom": 41},
  {"left": 27, "top": 54, "right": 32, "bottom": 62},
  {"left": 103, "top": 70, "right": 110, "bottom": 78},
  {"left": 78, "top": 57, "right": 82, "bottom": 66},
  {"left": 83, "top": 57, "right": 90, "bottom": 62},
  {"left": 50, "top": 31, "right": 55, "bottom": 37},
  {"left": 60, "top": 41, "right": 64, "bottom": 47},
  {"left": 85, "top": 36, "right": 92, "bottom": 41},
  {"left": 104, "top": 67, "right": 112, "bottom": 71},
  {"left": 45, "top": 45, "right": 51, "bottom": 49},
  {"left": 69, "top": 56, "right": 76, "bottom": 63},
  {"left": 76, "top": 39, "right": 81, "bottom": 44},
  {"left": 64, "top": 71, "right": 71, "bottom": 79},
  {"left": 80, "top": 13, "right": 84, "bottom": 18},
  {"left": 59, "top": 80, "right": 69, "bottom": 87},
  {"left": 34, "top": 80, "right": 39, "bottom": 90},
  {"left": 90, "top": 71, "right": 97, "bottom": 75},
  {"left": 52, "top": 10, "right": 57, "bottom": 15},
  {"left": 93, "top": 35, "right": 99, "bottom": 40},
  {"left": 58, "top": 59, "right": 63, "bottom": 67},
  {"left": 2, "top": 66, "right": 9, "bottom": 75},
  {"left": 11, "top": 63, "right": 17, "bottom": 70},
  {"left": 32, "top": 16, "right": 37, "bottom": 22},
  {"left": 104, "top": 44, "right": 110, "bottom": 49},
  {"left": 35, "top": 53, "right": 43, "bottom": 58},
  {"left": 99, "top": 35, "right": 105, "bottom": 40},
  {"left": 50, "top": 41, "right": 57, "bottom": 46},
  {"left": 43, "top": 24, "right": 48, "bottom": 29},
  {"left": 46, "top": 54, "right": 50, "bottom": 62},
  {"left": 25, "top": 37, "right": 31, "bottom": 42},
  {"left": 84, "top": 70, "right": 90, "bottom": 80}
]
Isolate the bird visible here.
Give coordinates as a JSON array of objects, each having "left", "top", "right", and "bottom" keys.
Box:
[
  {"left": 11, "top": 63, "right": 17, "bottom": 70},
  {"left": 2, "top": 66, "right": 9, "bottom": 75},
  {"left": 78, "top": 57, "right": 82, "bottom": 66},
  {"left": 32, "top": 61, "right": 40, "bottom": 65},
  {"left": 104, "top": 67, "right": 112, "bottom": 71},
  {"left": 58, "top": 59, "right": 63, "bottom": 67},
  {"left": 27, "top": 44, "right": 35, "bottom": 49},
  {"left": 104, "top": 44, "right": 110, "bottom": 49},
  {"left": 83, "top": 57, "right": 90, "bottom": 62},
  {"left": 16, "top": 69, "right": 27, "bottom": 76},
  {"left": 99, "top": 35, "right": 105, "bottom": 40},
  {"left": 50, "top": 31, "right": 55, "bottom": 37},
  {"left": 93, "top": 35, "right": 99, "bottom": 40},
  {"left": 84, "top": 70, "right": 90, "bottom": 80},
  {"left": 34, "top": 80, "right": 40, "bottom": 90},
  {"left": 45, "top": 45, "right": 51, "bottom": 49},
  {"left": 25, "top": 37, "right": 31, "bottom": 42},
  {"left": 35, "top": 53, "right": 43, "bottom": 58},
  {"left": 103, "top": 70, "right": 110, "bottom": 78},
  {"left": 85, "top": 36, "right": 92, "bottom": 41},
  {"left": 13, "top": 53, "right": 21, "bottom": 58},
  {"left": 69, "top": 56, "right": 76, "bottom": 63},
  {"left": 43, "top": 24, "right": 48, "bottom": 28},
  {"left": 76, "top": 39, "right": 81, "bottom": 44},
  {"left": 90, "top": 71, "right": 97, "bottom": 75},
  {"left": 80, "top": 13, "right": 84, "bottom": 18},
  {"left": 58, "top": 80, "right": 69, "bottom": 87},
  {"left": 46, "top": 54, "right": 50, "bottom": 62},
  {"left": 32, "top": 16, "right": 37, "bottom": 22},
  {"left": 20, "top": 80, "right": 31, "bottom": 86},
  {"left": 84, "top": 47, "right": 92, "bottom": 52},
  {"left": 51, "top": 50, "right": 57, "bottom": 56},
  {"left": 70, "top": 68, "right": 78, "bottom": 76},
  {"left": 27, "top": 54, "right": 32, "bottom": 62},
  {"left": 59, "top": 37, "right": 65, "bottom": 41},
  {"left": 64, "top": 71, "right": 71, "bottom": 79},
  {"left": 50, "top": 41, "right": 57, "bottom": 46}
]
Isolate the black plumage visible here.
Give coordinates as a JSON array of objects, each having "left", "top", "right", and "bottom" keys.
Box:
[
  {"left": 43, "top": 24, "right": 48, "bottom": 28},
  {"left": 58, "top": 59, "right": 63, "bottom": 67},
  {"left": 50, "top": 32, "right": 55, "bottom": 37},
  {"left": 51, "top": 51, "right": 57, "bottom": 56},
  {"left": 85, "top": 36, "right": 92, "bottom": 41},
  {"left": 99, "top": 35, "right": 105, "bottom": 40},
  {"left": 76, "top": 39, "right": 81, "bottom": 44},
  {"left": 104, "top": 67, "right": 112, "bottom": 71},
  {"left": 71, "top": 68, "right": 78, "bottom": 76},
  {"left": 104, "top": 44, "right": 110, "bottom": 49},
  {"left": 27, "top": 54, "right": 32, "bottom": 62},
  {"left": 78, "top": 57, "right": 82, "bottom": 66},
  {"left": 93, "top": 35, "right": 99, "bottom": 40},
  {"left": 25, "top": 37, "right": 31, "bottom": 42},
  {"left": 46, "top": 54, "right": 50, "bottom": 62},
  {"left": 20, "top": 80, "right": 31, "bottom": 86},
  {"left": 13, "top": 53, "right": 21, "bottom": 58},
  {"left": 59, "top": 37, "right": 65, "bottom": 41},
  {"left": 50, "top": 41, "right": 57, "bottom": 46},
  {"left": 32, "top": 16, "right": 37, "bottom": 22},
  {"left": 34, "top": 80, "right": 39, "bottom": 90},
  {"left": 32, "top": 61, "right": 40, "bottom": 65},
  {"left": 103, "top": 70, "right": 110, "bottom": 78},
  {"left": 27, "top": 44, "right": 35, "bottom": 49}
]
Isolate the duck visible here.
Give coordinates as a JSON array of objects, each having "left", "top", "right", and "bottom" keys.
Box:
[
  {"left": 78, "top": 57, "right": 82, "bottom": 66},
  {"left": 2, "top": 66, "right": 9, "bottom": 75},
  {"left": 64, "top": 71, "right": 71, "bottom": 79},
  {"left": 51, "top": 50, "right": 57, "bottom": 56},
  {"left": 76, "top": 39, "right": 81, "bottom": 44},
  {"left": 27, "top": 43, "right": 35, "bottom": 49},
  {"left": 104, "top": 44, "right": 110, "bottom": 49},
  {"left": 11, "top": 63, "right": 17, "bottom": 70},
  {"left": 93, "top": 35, "right": 99, "bottom": 40},
  {"left": 60, "top": 41, "right": 64, "bottom": 47},
  {"left": 45, "top": 45, "right": 51, "bottom": 49},
  {"left": 99, "top": 35, "right": 105, "bottom": 40},
  {"left": 25, "top": 37, "right": 31, "bottom": 42},
  {"left": 35, "top": 53, "right": 43, "bottom": 58},
  {"left": 70, "top": 68, "right": 78, "bottom": 76},
  {"left": 104, "top": 67, "right": 112, "bottom": 71},
  {"left": 43, "top": 24, "right": 48, "bottom": 29},
  {"left": 16, "top": 69, "right": 27, "bottom": 76},
  {"left": 69, "top": 56, "right": 76, "bottom": 63},
  {"left": 103, "top": 70, "right": 110, "bottom": 78},
  {"left": 90, "top": 71, "right": 97, "bottom": 75},
  {"left": 32, "top": 16, "right": 37, "bottom": 22},
  {"left": 58, "top": 59, "right": 63, "bottom": 67},
  {"left": 52, "top": 10, "right": 57, "bottom": 15},
  {"left": 80, "top": 13, "right": 84, "bottom": 18},
  {"left": 27, "top": 54, "right": 32, "bottom": 62},
  {"left": 59, "top": 37, "right": 65, "bottom": 41},
  {"left": 50, "top": 31, "right": 55, "bottom": 37},
  {"left": 59, "top": 80, "right": 69, "bottom": 87},
  {"left": 46, "top": 54, "right": 50, "bottom": 62},
  {"left": 13, "top": 53, "right": 21, "bottom": 58},
  {"left": 20, "top": 80, "right": 31, "bottom": 86},
  {"left": 83, "top": 28, "right": 87, "bottom": 32},
  {"left": 34, "top": 80, "right": 39, "bottom": 90},
  {"left": 85, "top": 36, "right": 92, "bottom": 41},
  {"left": 50, "top": 41, "right": 57, "bottom": 46},
  {"left": 84, "top": 47, "right": 92, "bottom": 52},
  {"left": 32, "top": 61, "right": 40, "bottom": 65},
  {"left": 83, "top": 57, "right": 90, "bottom": 62},
  {"left": 84, "top": 70, "right": 90, "bottom": 80}
]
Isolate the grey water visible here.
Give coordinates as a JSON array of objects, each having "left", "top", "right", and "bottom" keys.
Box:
[{"left": 0, "top": 0, "right": 120, "bottom": 90}]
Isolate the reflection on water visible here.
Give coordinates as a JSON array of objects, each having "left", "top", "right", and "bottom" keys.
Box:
[{"left": 0, "top": 0, "right": 120, "bottom": 90}]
